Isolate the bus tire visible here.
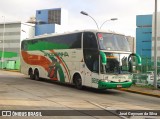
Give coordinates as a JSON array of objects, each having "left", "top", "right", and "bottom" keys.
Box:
[
  {"left": 74, "top": 75, "right": 82, "bottom": 89},
  {"left": 34, "top": 69, "right": 40, "bottom": 81},
  {"left": 29, "top": 69, "right": 35, "bottom": 80}
]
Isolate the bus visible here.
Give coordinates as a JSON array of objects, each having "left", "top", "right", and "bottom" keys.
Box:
[{"left": 20, "top": 30, "right": 141, "bottom": 89}]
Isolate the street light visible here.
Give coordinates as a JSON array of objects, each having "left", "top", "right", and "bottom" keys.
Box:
[
  {"left": 80, "top": 11, "right": 118, "bottom": 30},
  {"left": 100, "top": 18, "right": 118, "bottom": 29},
  {"left": 80, "top": 11, "right": 99, "bottom": 29},
  {"left": 1, "top": 16, "right": 5, "bottom": 69}
]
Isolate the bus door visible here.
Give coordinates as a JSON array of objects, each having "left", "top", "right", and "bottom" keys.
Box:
[
  {"left": 83, "top": 32, "right": 99, "bottom": 87},
  {"left": 83, "top": 50, "right": 100, "bottom": 87}
]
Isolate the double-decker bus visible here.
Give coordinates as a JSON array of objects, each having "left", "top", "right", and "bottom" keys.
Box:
[{"left": 20, "top": 30, "right": 141, "bottom": 89}]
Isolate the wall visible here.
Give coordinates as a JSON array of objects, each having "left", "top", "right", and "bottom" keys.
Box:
[
  {"left": 36, "top": 9, "right": 48, "bottom": 24},
  {"left": 136, "top": 15, "right": 152, "bottom": 27},
  {"left": 35, "top": 24, "right": 55, "bottom": 36},
  {"left": 136, "top": 27, "right": 152, "bottom": 58},
  {"left": 21, "top": 22, "right": 35, "bottom": 40},
  {"left": 0, "top": 22, "right": 21, "bottom": 55}
]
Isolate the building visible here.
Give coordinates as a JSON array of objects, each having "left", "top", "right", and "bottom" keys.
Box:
[
  {"left": 0, "top": 8, "right": 68, "bottom": 70},
  {"left": 35, "top": 8, "right": 68, "bottom": 36},
  {"left": 126, "top": 36, "right": 136, "bottom": 53},
  {"left": 0, "top": 22, "right": 35, "bottom": 69},
  {"left": 136, "top": 15, "right": 152, "bottom": 59}
]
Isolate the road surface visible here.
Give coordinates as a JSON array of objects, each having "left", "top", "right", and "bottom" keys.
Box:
[{"left": 0, "top": 70, "right": 159, "bottom": 119}]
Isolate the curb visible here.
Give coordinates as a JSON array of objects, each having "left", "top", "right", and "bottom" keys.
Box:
[
  {"left": 119, "top": 88, "right": 160, "bottom": 98},
  {"left": 0, "top": 69, "right": 19, "bottom": 72}
]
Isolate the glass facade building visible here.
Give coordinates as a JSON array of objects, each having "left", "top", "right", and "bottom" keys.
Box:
[
  {"left": 35, "top": 8, "right": 68, "bottom": 36},
  {"left": 136, "top": 15, "right": 152, "bottom": 58}
]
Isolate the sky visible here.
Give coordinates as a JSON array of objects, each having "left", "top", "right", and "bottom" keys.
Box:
[{"left": 0, "top": 0, "right": 159, "bottom": 37}]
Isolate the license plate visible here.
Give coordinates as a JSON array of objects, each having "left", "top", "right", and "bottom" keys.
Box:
[{"left": 117, "top": 85, "right": 122, "bottom": 88}]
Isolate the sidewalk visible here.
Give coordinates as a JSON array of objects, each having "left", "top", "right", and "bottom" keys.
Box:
[
  {"left": 119, "top": 85, "right": 160, "bottom": 98},
  {"left": 0, "top": 69, "right": 19, "bottom": 72}
]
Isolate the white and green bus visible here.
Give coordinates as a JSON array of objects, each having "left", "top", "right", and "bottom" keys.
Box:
[{"left": 20, "top": 30, "right": 141, "bottom": 89}]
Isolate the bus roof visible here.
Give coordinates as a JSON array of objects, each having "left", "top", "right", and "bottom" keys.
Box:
[{"left": 23, "top": 29, "right": 125, "bottom": 41}]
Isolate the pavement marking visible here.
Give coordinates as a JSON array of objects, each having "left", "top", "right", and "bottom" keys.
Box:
[{"left": 86, "top": 101, "right": 129, "bottom": 119}]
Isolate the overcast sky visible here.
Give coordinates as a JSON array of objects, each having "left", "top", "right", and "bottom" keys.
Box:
[{"left": 0, "top": 0, "right": 159, "bottom": 36}]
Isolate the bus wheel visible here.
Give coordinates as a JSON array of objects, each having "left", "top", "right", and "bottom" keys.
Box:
[
  {"left": 34, "top": 70, "right": 40, "bottom": 81},
  {"left": 74, "top": 75, "right": 82, "bottom": 89},
  {"left": 29, "top": 69, "right": 35, "bottom": 80}
]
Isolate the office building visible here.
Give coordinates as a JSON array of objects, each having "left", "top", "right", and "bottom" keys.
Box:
[
  {"left": 136, "top": 15, "right": 152, "bottom": 58},
  {"left": 0, "top": 22, "right": 35, "bottom": 69},
  {"left": 35, "top": 8, "right": 68, "bottom": 36}
]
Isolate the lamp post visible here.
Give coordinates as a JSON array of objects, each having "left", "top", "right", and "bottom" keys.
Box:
[
  {"left": 80, "top": 11, "right": 99, "bottom": 29},
  {"left": 1, "top": 16, "right": 5, "bottom": 69},
  {"left": 100, "top": 18, "right": 118, "bottom": 29},
  {"left": 154, "top": 0, "right": 158, "bottom": 89},
  {"left": 80, "top": 11, "right": 118, "bottom": 30}
]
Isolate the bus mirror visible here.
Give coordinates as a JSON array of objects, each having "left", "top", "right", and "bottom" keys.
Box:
[
  {"left": 135, "top": 54, "right": 142, "bottom": 66},
  {"left": 128, "top": 53, "right": 142, "bottom": 66},
  {"left": 100, "top": 51, "right": 107, "bottom": 65}
]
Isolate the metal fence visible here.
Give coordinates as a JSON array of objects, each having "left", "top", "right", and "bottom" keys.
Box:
[{"left": 136, "top": 57, "right": 160, "bottom": 74}]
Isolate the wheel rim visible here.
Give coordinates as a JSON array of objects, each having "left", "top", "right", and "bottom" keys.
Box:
[
  {"left": 29, "top": 71, "right": 34, "bottom": 80},
  {"left": 35, "top": 72, "right": 39, "bottom": 80}
]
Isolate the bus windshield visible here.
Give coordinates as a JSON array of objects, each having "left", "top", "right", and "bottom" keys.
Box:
[
  {"left": 104, "top": 53, "right": 131, "bottom": 74},
  {"left": 97, "top": 33, "right": 130, "bottom": 51},
  {"left": 98, "top": 52, "right": 140, "bottom": 74}
]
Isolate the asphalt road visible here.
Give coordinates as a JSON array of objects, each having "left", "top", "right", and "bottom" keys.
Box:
[{"left": 0, "top": 70, "right": 159, "bottom": 119}]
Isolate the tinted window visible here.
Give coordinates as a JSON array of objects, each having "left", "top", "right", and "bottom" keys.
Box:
[
  {"left": 83, "top": 49, "right": 99, "bottom": 72},
  {"left": 21, "top": 33, "right": 82, "bottom": 51},
  {"left": 83, "top": 32, "right": 98, "bottom": 49},
  {"left": 83, "top": 32, "right": 99, "bottom": 72},
  {"left": 47, "top": 33, "right": 82, "bottom": 49}
]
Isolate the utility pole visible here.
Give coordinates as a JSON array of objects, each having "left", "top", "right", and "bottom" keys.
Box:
[
  {"left": 1, "top": 16, "right": 5, "bottom": 69},
  {"left": 154, "top": 0, "right": 157, "bottom": 89}
]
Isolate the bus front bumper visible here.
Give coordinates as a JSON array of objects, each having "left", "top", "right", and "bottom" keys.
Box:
[{"left": 98, "top": 81, "right": 132, "bottom": 89}]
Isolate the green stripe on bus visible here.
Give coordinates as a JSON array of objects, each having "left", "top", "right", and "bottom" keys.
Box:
[
  {"left": 98, "top": 81, "right": 132, "bottom": 89},
  {"left": 58, "top": 65, "right": 65, "bottom": 83},
  {"left": 27, "top": 41, "right": 69, "bottom": 51},
  {"left": 60, "top": 57, "right": 71, "bottom": 81}
]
